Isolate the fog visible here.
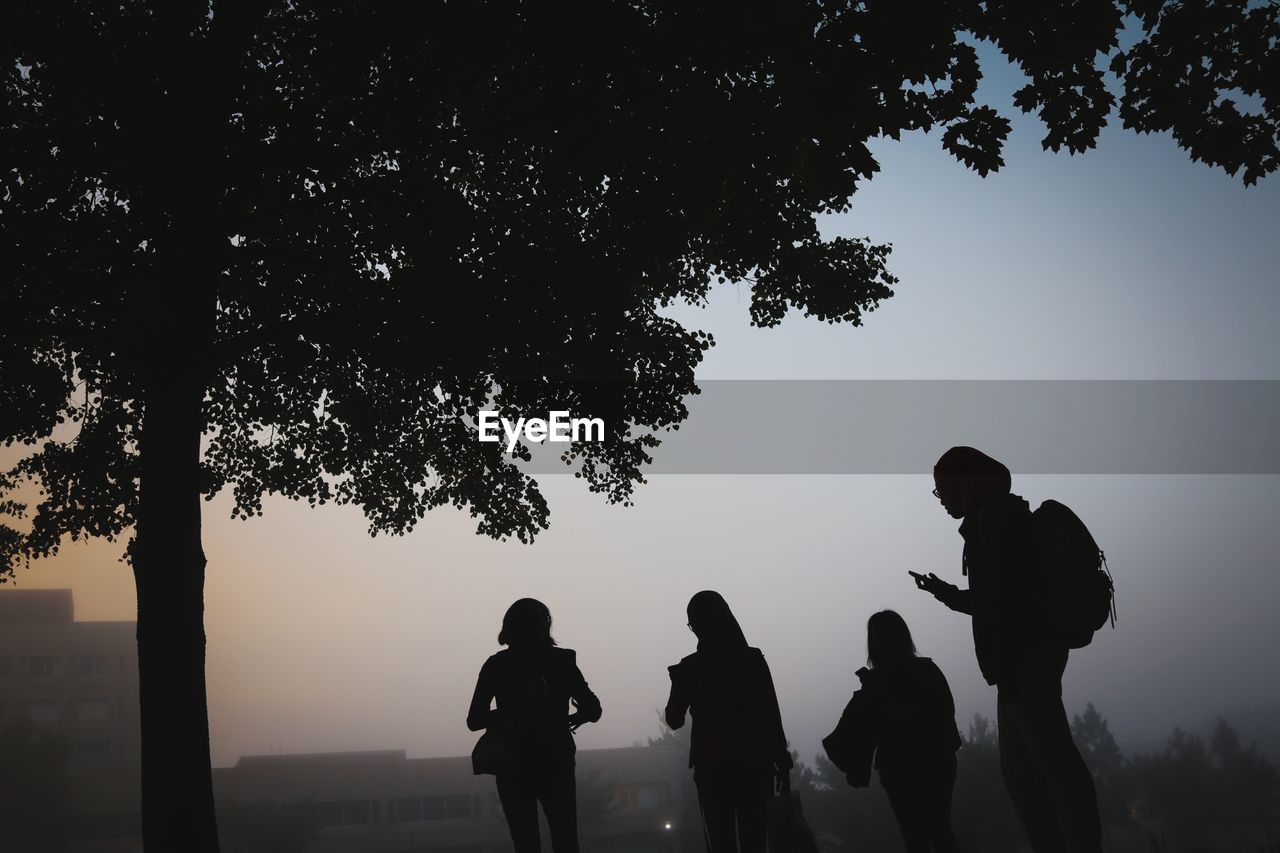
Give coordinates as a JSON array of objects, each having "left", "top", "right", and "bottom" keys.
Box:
[{"left": 24, "top": 469, "right": 1279, "bottom": 770}]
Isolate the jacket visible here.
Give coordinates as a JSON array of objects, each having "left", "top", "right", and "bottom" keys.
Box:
[
  {"left": 943, "top": 492, "right": 1066, "bottom": 691},
  {"left": 665, "top": 646, "right": 789, "bottom": 771},
  {"left": 824, "top": 658, "right": 961, "bottom": 786},
  {"left": 467, "top": 646, "right": 601, "bottom": 768}
]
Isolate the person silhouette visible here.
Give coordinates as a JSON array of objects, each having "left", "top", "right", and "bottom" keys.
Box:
[
  {"left": 467, "top": 599, "right": 602, "bottom": 853},
  {"left": 665, "top": 590, "right": 792, "bottom": 853},
  {"left": 825, "top": 610, "right": 961, "bottom": 853},
  {"left": 913, "top": 446, "right": 1102, "bottom": 853}
]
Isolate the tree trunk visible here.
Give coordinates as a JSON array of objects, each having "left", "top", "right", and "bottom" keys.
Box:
[{"left": 133, "top": 364, "right": 219, "bottom": 852}]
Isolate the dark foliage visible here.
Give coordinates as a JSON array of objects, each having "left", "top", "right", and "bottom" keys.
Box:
[
  {"left": 4, "top": 2, "right": 1278, "bottom": 571},
  {"left": 1128, "top": 718, "right": 1280, "bottom": 848},
  {"left": 805, "top": 705, "right": 1280, "bottom": 852}
]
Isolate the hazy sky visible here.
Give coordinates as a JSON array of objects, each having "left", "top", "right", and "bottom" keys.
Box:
[{"left": 9, "top": 44, "right": 1280, "bottom": 768}]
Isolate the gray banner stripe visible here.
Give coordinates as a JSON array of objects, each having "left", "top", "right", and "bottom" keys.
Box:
[{"left": 510, "top": 381, "right": 1280, "bottom": 474}]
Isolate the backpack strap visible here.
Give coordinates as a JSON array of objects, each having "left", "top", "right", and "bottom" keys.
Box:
[{"left": 1101, "top": 551, "right": 1117, "bottom": 628}]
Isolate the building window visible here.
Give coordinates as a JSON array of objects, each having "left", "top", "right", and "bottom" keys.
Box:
[
  {"left": 29, "top": 656, "right": 58, "bottom": 678},
  {"left": 75, "top": 698, "right": 112, "bottom": 721},
  {"left": 24, "top": 700, "right": 60, "bottom": 724},
  {"left": 614, "top": 783, "right": 663, "bottom": 810},
  {"left": 79, "top": 655, "right": 111, "bottom": 676},
  {"left": 72, "top": 741, "right": 114, "bottom": 765},
  {"left": 315, "top": 800, "right": 372, "bottom": 828},
  {"left": 397, "top": 794, "right": 471, "bottom": 822}
]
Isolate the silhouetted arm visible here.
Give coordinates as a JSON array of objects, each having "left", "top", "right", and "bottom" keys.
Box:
[
  {"left": 939, "top": 586, "right": 973, "bottom": 614},
  {"left": 466, "top": 658, "right": 499, "bottom": 732},
  {"left": 665, "top": 663, "right": 690, "bottom": 730},
  {"left": 567, "top": 654, "right": 602, "bottom": 728},
  {"left": 914, "top": 571, "right": 973, "bottom": 613}
]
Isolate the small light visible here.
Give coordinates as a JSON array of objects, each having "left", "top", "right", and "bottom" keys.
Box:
[{"left": 664, "top": 822, "right": 673, "bottom": 830}]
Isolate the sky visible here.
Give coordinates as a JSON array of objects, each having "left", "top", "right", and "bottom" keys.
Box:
[{"left": 7, "top": 43, "right": 1280, "bottom": 768}]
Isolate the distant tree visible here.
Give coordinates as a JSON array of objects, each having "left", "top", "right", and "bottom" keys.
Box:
[
  {"left": 1071, "top": 702, "right": 1132, "bottom": 835},
  {"left": 1072, "top": 703, "right": 1124, "bottom": 778},
  {"left": 0, "top": 717, "right": 71, "bottom": 853},
  {"left": 1129, "top": 727, "right": 1224, "bottom": 845},
  {"left": 1208, "top": 718, "right": 1280, "bottom": 840},
  {"left": 804, "top": 750, "right": 901, "bottom": 853},
  {"left": 1126, "top": 718, "right": 1280, "bottom": 848},
  {"left": 4, "top": 3, "right": 1279, "bottom": 851},
  {"left": 646, "top": 716, "right": 690, "bottom": 753},
  {"left": 952, "top": 713, "right": 1024, "bottom": 852}
]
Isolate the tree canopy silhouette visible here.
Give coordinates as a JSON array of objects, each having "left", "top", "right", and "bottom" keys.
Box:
[{"left": 3, "top": 2, "right": 1278, "bottom": 850}]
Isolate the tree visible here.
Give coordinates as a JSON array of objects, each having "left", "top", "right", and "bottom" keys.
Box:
[
  {"left": 3, "top": 2, "right": 1278, "bottom": 850},
  {"left": 951, "top": 713, "right": 1024, "bottom": 851},
  {"left": 1127, "top": 718, "right": 1280, "bottom": 846},
  {"left": 1129, "top": 727, "right": 1223, "bottom": 844},
  {"left": 1208, "top": 718, "right": 1280, "bottom": 839},
  {"left": 804, "top": 750, "right": 902, "bottom": 853},
  {"left": 1071, "top": 702, "right": 1132, "bottom": 835}
]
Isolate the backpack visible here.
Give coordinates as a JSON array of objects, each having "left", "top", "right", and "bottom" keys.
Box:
[{"left": 1033, "top": 499, "right": 1116, "bottom": 648}]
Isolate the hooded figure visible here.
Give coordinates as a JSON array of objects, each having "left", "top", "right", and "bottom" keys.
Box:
[
  {"left": 930, "top": 446, "right": 1053, "bottom": 689},
  {"left": 918, "top": 448, "right": 1103, "bottom": 853}
]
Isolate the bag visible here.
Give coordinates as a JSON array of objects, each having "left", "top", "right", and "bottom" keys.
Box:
[
  {"left": 471, "top": 730, "right": 508, "bottom": 775},
  {"left": 1034, "top": 499, "right": 1116, "bottom": 648},
  {"left": 821, "top": 684, "right": 877, "bottom": 787},
  {"left": 766, "top": 776, "right": 819, "bottom": 853}
]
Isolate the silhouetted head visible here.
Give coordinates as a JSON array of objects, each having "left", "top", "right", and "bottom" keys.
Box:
[
  {"left": 686, "top": 590, "right": 748, "bottom": 652},
  {"left": 932, "top": 446, "right": 1011, "bottom": 519},
  {"left": 498, "top": 598, "right": 556, "bottom": 648},
  {"left": 867, "top": 610, "right": 917, "bottom": 670}
]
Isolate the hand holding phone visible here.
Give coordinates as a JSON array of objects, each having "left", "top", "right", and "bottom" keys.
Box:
[{"left": 908, "top": 570, "right": 954, "bottom": 600}]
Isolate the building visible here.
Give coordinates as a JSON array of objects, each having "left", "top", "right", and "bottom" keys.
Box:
[
  {"left": 0, "top": 588, "right": 143, "bottom": 852},
  {"left": 2, "top": 589, "right": 696, "bottom": 853},
  {"left": 212, "top": 744, "right": 694, "bottom": 853}
]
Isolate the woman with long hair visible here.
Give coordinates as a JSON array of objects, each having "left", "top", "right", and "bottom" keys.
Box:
[
  {"left": 467, "top": 599, "right": 602, "bottom": 853},
  {"left": 665, "top": 590, "right": 791, "bottom": 853},
  {"left": 830, "top": 610, "right": 961, "bottom": 853}
]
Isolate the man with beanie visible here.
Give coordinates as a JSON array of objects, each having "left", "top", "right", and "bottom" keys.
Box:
[{"left": 913, "top": 446, "right": 1101, "bottom": 853}]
